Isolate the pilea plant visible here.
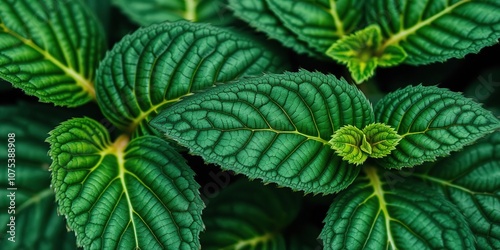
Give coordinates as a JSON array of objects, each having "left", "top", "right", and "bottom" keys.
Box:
[{"left": 0, "top": 0, "right": 499, "bottom": 249}]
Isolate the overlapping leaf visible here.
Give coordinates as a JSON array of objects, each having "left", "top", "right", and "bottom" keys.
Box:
[
  {"left": 229, "top": 0, "right": 365, "bottom": 57},
  {"left": 366, "top": 0, "right": 500, "bottom": 65},
  {"left": 96, "top": 21, "right": 287, "bottom": 138},
  {"left": 201, "top": 180, "right": 301, "bottom": 249},
  {"left": 375, "top": 85, "right": 500, "bottom": 169},
  {"left": 48, "top": 118, "right": 203, "bottom": 249},
  {"left": 320, "top": 167, "right": 474, "bottom": 249},
  {"left": 0, "top": 0, "right": 106, "bottom": 106},
  {"left": 152, "top": 70, "right": 374, "bottom": 194},
  {"left": 113, "top": 0, "right": 234, "bottom": 26},
  {"left": 415, "top": 131, "right": 500, "bottom": 249},
  {"left": 0, "top": 103, "right": 77, "bottom": 249}
]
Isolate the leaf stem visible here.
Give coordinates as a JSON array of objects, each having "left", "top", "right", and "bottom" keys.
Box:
[
  {"left": 184, "top": 0, "right": 198, "bottom": 21},
  {"left": 328, "top": 0, "right": 345, "bottom": 37}
]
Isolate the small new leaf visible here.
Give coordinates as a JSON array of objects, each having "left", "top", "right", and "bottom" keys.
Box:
[
  {"left": 363, "top": 123, "right": 401, "bottom": 158},
  {"left": 329, "top": 125, "right": 369, "bottom": 165},
  {"left": 326, "top": 25, "right": 407, "bottom": 83},
  {"left": 330, "top": 123, "right": 401, "bottom": 165}
]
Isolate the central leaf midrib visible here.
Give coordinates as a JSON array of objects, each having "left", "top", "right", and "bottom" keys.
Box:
[
  {"left": 328, "top": 0, "right": 345, "bottom": 37},
  {"left": 365, "top": 166, "right": 397, "bottom": 249},
  {"left": 112, "top": 135, "right": 139, "bottom": 248},
  {"left": 0, "top": 23, "right": 96, "bottom": 99},
  {"left": 381, "top": 0, "right": 471, "bottom": 50},
  {"left": 184, "top": 0, "right": 198, "bottom": 21}
]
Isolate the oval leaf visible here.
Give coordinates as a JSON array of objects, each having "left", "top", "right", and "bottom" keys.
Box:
[
  {"left": 363, "top": 123, "right": 401, "bottom": 158},
  {"left": 375, "top": 85, "right": 500, "bottom": 169},
  {"left": 96, "top": 21, "right": 288, "bottom": 138},
  {"left": 320, "top": 167, "right": 475, "bottom": 249},
  {"left": 0, "top": 0, "right": 105, "bottom": 107},
  {"left": 152, "top": 70, "right": 375, "bottom": 194},
  {"left": 48, "top": 118, "right": 203, "bottom": 249},
  {"left": 201, "top": 180, "right": 301, "bottom": 249},
  {"left": 113, "top": 0, "right": 234, "bottom": 26},
  {"left": 415, "top": 131, "right": 500, "bottom": 249},
  {"left": 367, "top": 0, "right": 500, "bottom": 65},
  {"left": 329, "top": 125, "right": 369, "bottom": 165}
]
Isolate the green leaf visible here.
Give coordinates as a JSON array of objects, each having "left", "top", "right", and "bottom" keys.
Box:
[
  {"left": 375, "top": 85, "right": 500, "bottom": 169},
  {"left": 0, "top": 103, "right": 77, "bottom": 249},
  {"left": 113, "top": 0, "right": 234, "bottom": 26},
  {"left": 0, "top": 0, "right": 106, "bottom": 107},
  {"left": 229, "top": 0, "right": 365, "bottom": 57},
  {"left": 266, "top": 0, "right": 366, "bottom": 54},
  {"left": 329, "top": 125, "right": 369, "bottom": 165},
  {"left": 326, "top": 25, "right": 406, "bottom": 83},
  {"left": 152, "top": 70, "right": 375, "bottom": 194},
  {"left": 320, "top": 167, "right": 475, "bottom": 250},
  {"left": 96, "top": 21, "right": 287, "bottom": 138},
  {"left": 367, "top": 0, "right": 500, "bottom": 65},
  {"left": 201, "top": 180, "right": 301, "bottom": 249},
  {"left": 48, "top": 118, "right": 203, "bottom": 249},
  {"left": 329, "top": 123, "right": 401, "bottom": 165},
  {"left": 228, "top": 0, "right": 323, "bottom": 57},
  {"left": 363, "top": 123, "right": 401, "bottom": 158},
  {"left": 414, "top": 131, "right": 500, "bottom": 249}
]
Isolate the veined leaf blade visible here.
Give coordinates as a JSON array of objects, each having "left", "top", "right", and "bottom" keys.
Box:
[
  {"left": 228, "top": 0, "right": 321, "bottom": 57},
  {"left": 48, "top": 118, "right": 203, "bottom": 249},
  {"left": 96, "top": 21, "right": 287, "bottom": 138},
  {"left": 368, "top": 0, "right": 500, "bottom": 65},
  {"left": 320, "top": 167, "right": 475, "bottom": 249},
  {"left": 266, "top": 0, "right": 366, "bottom": 54},
  {"left": 415, "top": 131, "right": 500, "bottom": 249},
  {"left": 152, "top": 70, "right": 375, "bottom": 194},
  {"left": 0, "top": 0, "right": 105, "bottom": 106},
  {"left": 375, "top": 85, "right": 500, "bottom": 169}
]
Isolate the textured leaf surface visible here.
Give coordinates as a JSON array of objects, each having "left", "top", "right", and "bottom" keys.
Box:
[
  {"left": 267, "top": 0, "right": 365, "bottom": 54},
  {"left": 152, "top": 71, "right": 374, "bottom": 194},
  {"left": 367, "top": 0, "right": 500, "bottom": 65},
  {"left": 229, "top": 0, "right": 365, "bottom": 57},
  {"left": 320, "top": 167, "right": 474, "bottom": 250},
  {"left": 329, "top": 125, "right": 369, "bottom": 165},
  {"left": 415, "top": 131, "right": 500, "bottom": 249},
  {"left": 96, "top": 21, "right": 287, "bottom": 138},
  {"left": 48, "top": 118, "right": 203, "bottom": 249},
  {"left": 113, "top": 0, "right": 234, "bottom": 26},
  {"left": 363, "top": 123, "right": 401, "bottom": 158},
  {"left": 201, "top": 180, "right": 301, "bottom": 249},
  {"left": 228, "top": 0, "right": 322, "bottom": 57},
  {"left": 375, "top": 85, "right": 500, "bottom": 169},
  {"left": 0, "top": 103, "right": 77, "bottom": 249},
  {"left": 0, "top": 0, "right": 105, "bottom": 106}
]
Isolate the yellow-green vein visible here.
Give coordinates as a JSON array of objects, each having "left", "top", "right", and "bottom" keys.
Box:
[
  {"left": 364, "top": 166, "right": 396, "bottom": 249},
  {"left": 0, "top": 23, "right": 96, "bottom": 99},
  {"left": 380, "top": 0, "right": 471, "bottom": 51}
]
